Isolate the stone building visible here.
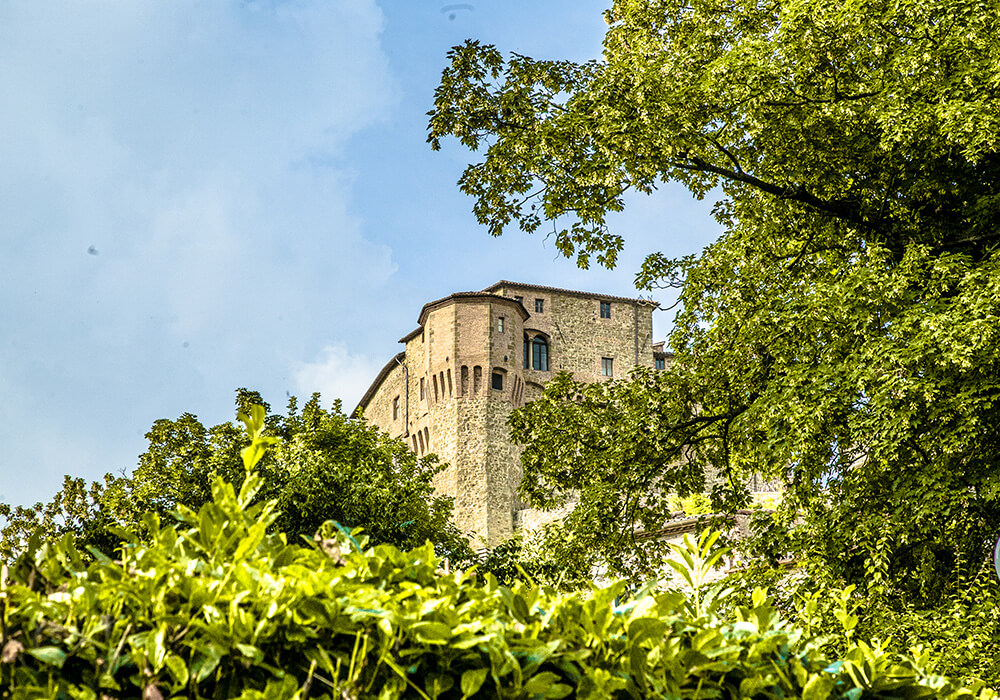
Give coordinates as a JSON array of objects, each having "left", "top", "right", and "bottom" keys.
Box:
[{"left": 353, "top": 281, "right": 667, "bottom": 546}]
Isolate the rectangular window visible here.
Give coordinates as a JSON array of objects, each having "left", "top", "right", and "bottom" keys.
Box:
[
  {"left": 491, "top": 372, "right": 504, "bottom": 390},
  {"left": 602, "top": 357, "right": 614, "bottom": 377},
  {"left": 655, "top": 358, "right": 665, "bottom": 370},
  {"left": 420, "top": 377, "right": 425, "bottom": 400},
  {"left": 600, "top": 301, "right": 611, "bottom": 318},
  {"left": 393, "top": 396, "right": 399, "bottom": 420},
  {"left": 532, "top": 337, "right": 549, "bottom": 371},
  {"left": 534, "top": 298, "right": 544, "bottom": 313},
  {"left": 497, "top": 316, "right": 504, "bottom": 333}
]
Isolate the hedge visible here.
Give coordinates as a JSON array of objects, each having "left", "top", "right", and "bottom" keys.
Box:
[{"left": 0, "top": 410, "right": 993, "bottom": 699}]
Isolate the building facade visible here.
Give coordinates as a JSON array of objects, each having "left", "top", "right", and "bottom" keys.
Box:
[{"left": 353, "top": 281, "right": 666, "bottom": 545}]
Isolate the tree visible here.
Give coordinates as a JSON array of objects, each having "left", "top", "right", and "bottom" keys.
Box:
[
  {"left": 1, "top": 391, "right": 473, "bottom": 564},
  {"left": 428, "top": 0, "right": 1000, "bottom": 599}
]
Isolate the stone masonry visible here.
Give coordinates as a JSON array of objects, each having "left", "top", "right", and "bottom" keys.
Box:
[{"left": 353, "top": 281, "right": 668, "bottom": 546}]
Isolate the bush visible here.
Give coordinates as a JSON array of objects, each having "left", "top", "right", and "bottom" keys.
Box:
[{"left": 0, "top": 410, "right": 993, "bottom": 698}]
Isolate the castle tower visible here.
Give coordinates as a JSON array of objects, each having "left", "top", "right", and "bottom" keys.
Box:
[{"left": 354, "top": 281, "right": 659, "bottom": 545}]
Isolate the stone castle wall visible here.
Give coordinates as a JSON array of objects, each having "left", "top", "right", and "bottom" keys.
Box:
[{"left": 355, "top": 281, "right": 660, "bottom": 545}]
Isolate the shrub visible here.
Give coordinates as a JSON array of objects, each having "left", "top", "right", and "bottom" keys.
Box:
[{"left": 0, "top": 409, "right": 993, "bottom": 698}]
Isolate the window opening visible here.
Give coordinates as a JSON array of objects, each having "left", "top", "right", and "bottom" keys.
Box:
[
  {"left": 461, "top": 365, "right": 469, "bottom": 395},
  {"left": 423, "top": 427, "right": 430, "bottom": 451},
  {"left": 600, "top": 301, "right": 611, "bottom": 318},
  {"left": 514, "top": 295, "right": 523, "bottom": 305},
  {"left": 420, "top": 377, "right": 425, "bottom": 400},
  {"left": 433, "top": 375, "right": 439, "bottom": 401},
  {"left": 417, "top": 430, "right": 425, "bottom": 454},
  {"left": 602, "top": 357, "right": 614, "bottom": 377},
  {"left": 393, "top": 396, "right": 399, "bottom": 420},
  {"left": 534, "top": 298, "right": 544, "bottom": 313},
  {"left": 492, "top": 371, "right": 504, "bottom": 390},
  {"left": 473, "top": 366, "right": 482, "bottom": 394},
  {"left": 497, "top": 316, "right": 505, "bottom": 333},
  {"left": 655, "top": 358, "right": 665, "bottom": 370},
  {"left": 523, "top": 334, "right": 530, "bottom": 369},
  {"left": 447, "top": 368, "right": 453, "bottom": 396},
  {"left": 531, "top": 336, "right": 549, "bottom": 371}
]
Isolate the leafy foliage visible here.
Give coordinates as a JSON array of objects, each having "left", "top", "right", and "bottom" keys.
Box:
[
  {"left": 726, "top": 556, "right": 1000, "bottom": 688},
  {"left": 510, "top": 369, "right": 707, "bottom": 581},
  {"left": 429, "top": 0, "right": 1000, "bottom": 601},
  {"left": 0, "top": 418, "right": 991, "bottom": 698},
  {"left": 1, "top": 391, "right": 472, "bottom": 565}
]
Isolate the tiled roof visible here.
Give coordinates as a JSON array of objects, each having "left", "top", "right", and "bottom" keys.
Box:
[{"left": 481, "top": 280, "right": 660, "bottom": 307}]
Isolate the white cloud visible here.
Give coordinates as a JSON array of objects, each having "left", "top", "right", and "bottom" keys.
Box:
[
  {"left": 0, "top": 0, "right": 400, "bottom": 506},
  {"left": 292, "top": 344, "right": 385, "bottom": 412}
]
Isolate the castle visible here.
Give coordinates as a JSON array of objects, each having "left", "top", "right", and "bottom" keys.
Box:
[{"left": 353, "top": 281, "right": 669, "bottom": 546}]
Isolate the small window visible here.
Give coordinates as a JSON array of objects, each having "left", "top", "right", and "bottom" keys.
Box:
[
  {"left": 420, "top": 377, "right": 425, "bottom": 400},
  {"left": 602, "top": 357, "right": 614, "bottom": 377},
  {"left": 534, "top": 298, "right": 544, "bottom": 313},
  {"left": 491, "top": 372, "right": 504, "bottom": 390},
  {"left": 393, "top": 396, "right": 399, "bottom": 420},
  {"left": 514, "top": 295, "right": 523, "bottom": 305},
  {"left": 600, "top": 301, "right": 611, "bottom": 318},
  {"left": 473, "top": 366, "right": 482, "bottom": 394},
  {"left": 523, "top": 334, "right": 530, "bottom": 369},
  {"left": 497, "top": 316, "right": 505, "bottom": 333},
  {"left": 655, "top": 358, "right": 665, "bottom": 370}
]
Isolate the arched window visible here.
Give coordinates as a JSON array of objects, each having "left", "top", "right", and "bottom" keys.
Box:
[
  {"left": 447, "top": 369, "right": 453, "bottom": 397},
  {"left": 432, "top": 375, "right": 439, "bottom": 401},
  {"left": 473, "top": 366, "right": 482, "bottom": 394},
  {"left": 531, "top": 336, "right": 549, "bottom": 371},
  {"left": 461, "top": 365, "right": 469, "bottom": 395}
]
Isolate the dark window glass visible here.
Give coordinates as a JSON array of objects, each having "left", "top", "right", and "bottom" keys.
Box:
[
  {"left": 655, "top": 358, "right": 665, "bottom": 370},
  {"left": 532, "top": 337, "right": 549, "bottom": 371},
  {"left": 514, "top": 295, "right": 523, "bottom": 304},
  {"left": 393, "top": 396, "right": 399, "bottom": 420},
  {"left": 600, "top": 301, "right": 611, "bottom": 318},
  {"left": 491, "top": 372, "right": 504, "bottom": 390},
  {"left": 534, "top": 298, "right": 544, "bottom": 313},
  {"left": 602, "top": 357, "right": 613, "bottom": 377},
  {"left": 523, "top": 334, "right": 530, "bottom": 369}
]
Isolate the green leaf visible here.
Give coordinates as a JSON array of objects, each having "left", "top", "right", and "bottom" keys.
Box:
[
  {"left": 461, "top": 668, "right": 488, "bottom": 698},
  {"left": 802, "top": 674, "right": 835, "bottom": 700},
  {"left": 26, "top": 646, "right": 66, "bottom": 668}
]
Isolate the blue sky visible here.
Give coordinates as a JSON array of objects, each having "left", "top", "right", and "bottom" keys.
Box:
[{"left": 0, "top": 0, "right": 721, "bottom": 508}]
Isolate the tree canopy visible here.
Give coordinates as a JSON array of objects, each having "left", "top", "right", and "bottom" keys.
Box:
[
  {"left": 0, "top": 391, "right": 472, "bottom": 564},
  {"left": 428, "top": 0, "right": 1000, "bottom": 598}
]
